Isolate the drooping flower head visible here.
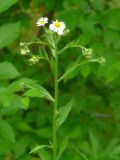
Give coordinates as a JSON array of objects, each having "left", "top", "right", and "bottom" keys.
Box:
[
  {"left": 49, "top": 20, "right": 66, "bottom": 35},
  {"left": 36, "top": 17, "right": 48, "bottom": 26}
]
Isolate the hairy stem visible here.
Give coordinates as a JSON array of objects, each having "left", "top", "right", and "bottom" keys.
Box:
[{"left": 53, "top": 47, "right": 58, "bottom": 160}]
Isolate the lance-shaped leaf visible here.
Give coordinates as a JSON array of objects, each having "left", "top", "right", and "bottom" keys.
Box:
[
  {"left": 23, "top": 81, "right": 54, "bottom": 102},
  {"left": 45, "top": 29, "right": 55, "bottom": 49},
  {"left": 58, "top": 61, "right": 88, "bottom": 82},
  {"left": 58, "top": 57, "right": 105, "bottom": 82},
  {"left": 57, "top": 136, "right": 68, "bottom": 159},
  {"left": 73, "top": 146, "right": 89, "bottom": 160},
  {"left": 57, "top": 98, "right": 74, "bottom": 128},
  {"left": 30, "top": 145, "right": 48, "bottom": 154},
  {"left": 58, "top": 40, "right": 83, "bottom": 55}
]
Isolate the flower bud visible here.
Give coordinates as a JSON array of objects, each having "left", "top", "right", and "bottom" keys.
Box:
[
  {"left": 99, "top": 57, "right": 105, "bottom": 64},
  {"left": 20, "top": 48, "right": 30, "bottom": 55},
  {"left": 29, "top": 56, "right": 39, "bottom": 64},
  {"left": 20, "top": 42, "right": 25, "bottom": 47},
  {"left": 63, "top": 29, "right": 70, "bottom": 36},
  {"left": 82, "top": 48, "right": 93, "bottom": 59}
]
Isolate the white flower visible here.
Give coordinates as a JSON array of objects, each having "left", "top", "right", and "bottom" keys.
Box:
[
  {"left": 36, "top": 17, "right": 48, "bottom": 26},
  {"left": 49, "top": 20, "right": 65, "bottom": 35}
]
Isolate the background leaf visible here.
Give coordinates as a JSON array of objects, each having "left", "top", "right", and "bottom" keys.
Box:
[
  {"left": 0, "top": 62, "right": 19, "bottom": 79},
  {"left": 39, "top": 149, "right": 51, "bottom": 160},
  {"left": 0, "top": 0, "right": 18, "bottom": 14},
  {"left": 0, "top": 120, "right": 15, "bottom": 143},
  {"left": 0, "top": 22, "right": 21, "bottom": 49}
]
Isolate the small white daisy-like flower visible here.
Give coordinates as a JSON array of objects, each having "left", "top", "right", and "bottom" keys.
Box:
[
  {"left": 49, "top": 20, "right": 66, "bottom": 35},
  {"left": 36, "top": 17, "right": 48, "bottom": 26}
]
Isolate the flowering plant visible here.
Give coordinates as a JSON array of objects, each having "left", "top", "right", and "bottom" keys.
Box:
[{"left": 20, "top": 17, "right": 105, "bottom": 160}]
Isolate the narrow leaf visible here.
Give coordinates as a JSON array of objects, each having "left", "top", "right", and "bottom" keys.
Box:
[
  {"left": 58, "top": 39, "right": 84, "bottom": 55},
  {"left": 6, "top": 78, "right": 36, "bottom": 93},
  {"left": 58, "top": 57, "right": 103, "bottom": 82},
  {"left": 45, "top": 30, "right": 55, "bottom": 49},
  {"left": 57, "top": 98, "right": 74, "bottom": 128},
  {"left": 58, "top": 61, "right": 87, "bottom": 82},
  {"left": 89, "top": 130, "right": 99, "bottom": 159},
  {"left": 30, "top": 145, "right": 47, "bottom": 154},
  {"left": 23, "top": 81, "right": 54, "bottom": 102},
  {"left": 57, "top": 136, "right": 68, "bottom": 159},
  {"left": 73, "top": 146, "right": 89, "bottom": 160}
]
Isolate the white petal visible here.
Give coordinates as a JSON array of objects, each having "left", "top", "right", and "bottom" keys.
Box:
[
  {"left": 49, "top": 24, "right": 55, "bottom": 30},
  {"left": 54, "top": 27, "right": 59, "bottom": 32},
  {"left": 61, "top": 22, "right": 65, "bottom": 29},
  {"left": 44, "top": 17, "right": 48, "bottom": 23},
  {"left": 58, "top": 30, "right": 63, "bottom": 35}
]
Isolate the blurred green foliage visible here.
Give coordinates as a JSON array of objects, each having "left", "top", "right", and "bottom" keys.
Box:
[{"left": 0, "top": 0, "right": 120, "bottom": 159}]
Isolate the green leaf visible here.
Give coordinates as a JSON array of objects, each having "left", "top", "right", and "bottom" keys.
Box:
[
  {"left": 0, "top": 0, "right": 18, "bottom": 14},
  {"left": 102, "top": 9, "right": 120, "bottom": 31},
  {"left": 39, "top": 149, "right": 51, "bottom": 160},
  {"left": 73, "top": 146, "right": 89, "bottom": 160},
  {"left": 6, "top": 78, "right": 36, "bottom": 93},
  {"left": 23, "top": 82, "right": 54, "bottom": 102},
  {"left": 110, "top": 145, "right": 120, "bottom": 159},
  {"left": 89, "top": 130, "right": 99, "bottom": 159},
  {"left": 58, "top": 57, "right": 104, "bottom": 82},
  {"left": 14, "top": 137, "right": 29, "bottom": 158},
  {"left": 80, "top": 64, "right": 90, "bottom": 78},
  {"left": 0, "top": 120, "right": 15, "bottom": 143},
  {"left": 21, "top": 97, "right": 30, "bottom": 109},
  {"left": 58, "top": 40, "right": 82, "bottom": 55},
  {"left": 45, "top": 29, "right": 55, "bottom": 49},
  {"left": 0, "top": 62, "right": 19, "bottom": 80},
  {"left": 30, "top": 145, "right": 47, "bottom": 154},
  {"left": 57, "top": 98, "right": 74, "bottom": 128},
  {"left": 58, "top": 61, "right": 87, "bottom": 82},
  {"left": 57, "top": 136, "right": 68, "bottom": 159},
  {"left": 0, "top": 22, "right": 21, "bottom": 49}
]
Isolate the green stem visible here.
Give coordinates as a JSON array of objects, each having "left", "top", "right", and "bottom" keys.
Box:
[{"left": 53, "top": 47, "right": 58, "bottom": 160}]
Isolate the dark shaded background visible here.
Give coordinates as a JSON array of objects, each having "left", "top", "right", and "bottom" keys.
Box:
[{"left": 0, "top": 0, "right": 120, "bottom": 159}]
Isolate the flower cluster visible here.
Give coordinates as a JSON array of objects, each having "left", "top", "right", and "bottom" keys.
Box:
[
  {"left": 20, "top": 42, "right": 40, "bottom": 64},
  {"left": 20, "top": 43, "right": 30, "bottom": 55},
  {"left": 20, "top": 17, "right": 105, "bottom": 66},
  {"left": 29, "top": 56, "right": 40, "bottom": 64},
  {"left": 36, "top": 17, "right": 66, "bottom": 36}
]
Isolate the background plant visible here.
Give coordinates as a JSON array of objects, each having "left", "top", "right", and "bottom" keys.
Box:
[{"left": 0, "top": 0, "right": 120, "bottom": 160}]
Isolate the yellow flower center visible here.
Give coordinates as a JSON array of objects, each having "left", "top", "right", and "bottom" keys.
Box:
[
  {"left": 40, "top": 20, "right": 45, "bottom": 24},
  {"left": 54, "top": 21, "right": 61, "bottom": 28}
]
